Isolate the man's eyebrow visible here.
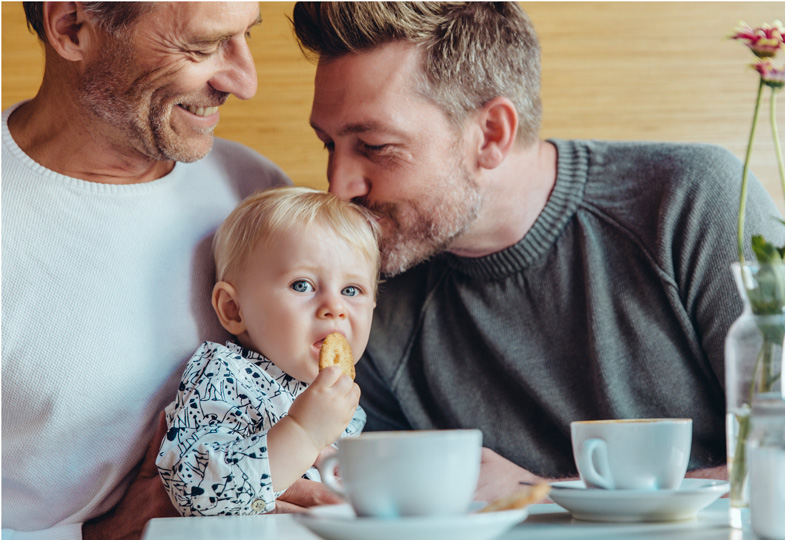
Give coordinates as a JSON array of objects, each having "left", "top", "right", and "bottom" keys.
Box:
[
  {"left": 310, "top": 120, "right": 405, "bottom": 138},
  {"left": 190, "top": 14, "right": 262, "bottom": 46}
]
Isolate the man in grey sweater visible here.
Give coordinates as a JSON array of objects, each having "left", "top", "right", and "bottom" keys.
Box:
[{"left": 292, "top": 2, "right": 785, "bottom": 500}]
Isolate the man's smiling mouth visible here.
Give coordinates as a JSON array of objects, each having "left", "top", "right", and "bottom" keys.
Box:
[{"left": 178, "top": 104, "right": 219, "bottom": 117}]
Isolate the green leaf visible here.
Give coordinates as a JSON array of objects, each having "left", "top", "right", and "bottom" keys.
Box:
[
  {"left": 747, "top": 236, "right": 785, "bottom": 314},
  {"left": 751, "top": 235, "right": 783, "bottom": 264}
]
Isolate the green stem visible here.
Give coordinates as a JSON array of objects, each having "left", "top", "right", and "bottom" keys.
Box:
[
  {"left": 771, "top": 88, "right": 785, "bottom": 205},
  {"left": 749, "top": 346, "right": 765, "bottom": 398},
  {"left": 738, "top": 79, "right": 766, "bottom": 263},
  {"left": 730, "top": 411, "right": 751, "bottom": 502},
  {"left": 756, "top": 340, "right": 773, "bottom": 395},
  {"left": 768, "top": 370, "right": 782, "bottom": 389},
  {"left": 733, "top": 335, "right": 776, "bottom": 503}
]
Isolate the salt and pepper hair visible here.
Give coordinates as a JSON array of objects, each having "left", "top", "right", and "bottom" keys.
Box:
[
  {"left": 291, "top": 1, "right": 542, "bottom": 146},
  {"left": 22, "top": 2, "right": 156, "bottom": 43},
  {"left": 213, "top": 186, "right": 381, "bottom": 289}
]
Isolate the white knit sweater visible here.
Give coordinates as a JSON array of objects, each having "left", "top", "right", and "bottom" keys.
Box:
[{"left": 1, "top": 102, "right": 290, "bottom": 538}]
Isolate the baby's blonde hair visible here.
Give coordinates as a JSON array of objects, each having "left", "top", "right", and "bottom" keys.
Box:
[{"left": 213, "top": 186, "right": 381, "bottom": 289}]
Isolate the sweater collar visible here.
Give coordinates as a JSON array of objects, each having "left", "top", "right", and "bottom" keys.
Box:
[{"left": 440, "top": 139, "right": 588, "bottom": 279}]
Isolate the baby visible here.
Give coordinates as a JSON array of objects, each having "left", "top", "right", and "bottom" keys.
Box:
[{"left": 156, "top": 186, "right": 380, "bottom": 516}]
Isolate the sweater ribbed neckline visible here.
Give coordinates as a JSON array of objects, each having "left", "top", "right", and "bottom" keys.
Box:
[
  {"left": 441, "top": 139, "right": 588, "bottom": 279},
  {"left": 2, "top": 101, "right": 183, "bottom": 194}
]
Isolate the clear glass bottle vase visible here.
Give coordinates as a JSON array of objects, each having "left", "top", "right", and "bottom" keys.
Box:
[{"left": 724, "top": 262, "right": 785, "bottom": 528}]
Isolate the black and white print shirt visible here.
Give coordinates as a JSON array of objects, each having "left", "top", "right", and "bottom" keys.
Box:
[{"left": 156, "top": 341, "right": 366, "bottom": 516}]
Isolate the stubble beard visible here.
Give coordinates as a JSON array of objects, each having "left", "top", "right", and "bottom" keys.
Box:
[
  {"left": 364, "top": 163, "right": 483, "bottom": 277},
  {"left": 79, "top": 37, "right": 222, "bottom": 164}
]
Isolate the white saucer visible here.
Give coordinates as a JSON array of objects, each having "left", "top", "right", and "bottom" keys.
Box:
[
  {"left": 297, "top": 502, "right": 528, "bottom": 540},
  {"left": 548, "top": 478, "right": 730, "bottom": 522}
]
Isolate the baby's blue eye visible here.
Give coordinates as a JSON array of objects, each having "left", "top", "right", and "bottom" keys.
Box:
[
  {"left": 291, "top": 280, "right": 314, "bottom": 293},
  {"left": 342, "top": 286, "right": 359, "bottom": 297}
]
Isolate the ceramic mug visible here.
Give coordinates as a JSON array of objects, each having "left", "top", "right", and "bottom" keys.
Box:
[
  {"left": 571, "top": 418, "right": 692, "bottom": 490},
  {"left": 318, "top": 429, "right": 482, "bottom": 518}
]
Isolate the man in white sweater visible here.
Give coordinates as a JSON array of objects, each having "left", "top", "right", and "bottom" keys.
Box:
[{"left": 2, "top": 3, "right": 334, "bottom": 538}]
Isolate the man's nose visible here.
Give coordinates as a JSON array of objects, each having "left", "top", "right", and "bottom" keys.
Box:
[
  {"left": 327, "top": 152, "right": 370, "bottom": 202},
  {"left": 317, "top": 291, "right": 348, "bottom": 320},
  {"left": 209, "top": 38, "right": 258, "bottom": 100}
]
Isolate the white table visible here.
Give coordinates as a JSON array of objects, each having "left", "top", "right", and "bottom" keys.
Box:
[{"left": 142, "top": 499, "right": 756, "bottom": 540}]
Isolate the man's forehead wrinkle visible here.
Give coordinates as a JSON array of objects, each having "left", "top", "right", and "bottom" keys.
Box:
[{"left": 158, "top": 6, "right": 262, "bottom": 48}]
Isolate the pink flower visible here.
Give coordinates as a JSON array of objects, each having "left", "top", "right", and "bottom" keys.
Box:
[
  {"left": 753, "top": 60, "right": 785, "bottom": 89},
  {"left": 731, "top": 20, "right": 785, "bottom": 58},
  {"left": 731, "top": 20, "right": 785, "bottom": 266}
]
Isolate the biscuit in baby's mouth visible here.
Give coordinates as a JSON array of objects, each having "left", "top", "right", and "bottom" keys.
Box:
[{"left": 318, "top": 332, "right": 355, "bottom": 379}]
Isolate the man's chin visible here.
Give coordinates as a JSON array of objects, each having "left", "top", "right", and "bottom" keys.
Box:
[
  {"left": 161, "top": 136, "right": 214, "bottom": 163},
  {"left": 380, "top": 230, "right": 459, "bottom": 277},
  {"left": 380, "top": 244, "right": 431, "bottom": 277}
]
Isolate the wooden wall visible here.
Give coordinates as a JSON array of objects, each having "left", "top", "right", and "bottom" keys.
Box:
[{"left": 3, "top": 2, "right": 784, "bottom": 212}]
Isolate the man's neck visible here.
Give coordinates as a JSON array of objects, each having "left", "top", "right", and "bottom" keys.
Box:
[
  {"left": 7, "top": 92, "right": 174, "bottom": 185},
  {"left": 448, "top": 140, "right": 557, "bottom": 258}
]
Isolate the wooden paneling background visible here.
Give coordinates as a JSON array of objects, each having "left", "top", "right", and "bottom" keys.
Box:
[{"left": 3, "top": 2, "right": 784, "bottom": 212}]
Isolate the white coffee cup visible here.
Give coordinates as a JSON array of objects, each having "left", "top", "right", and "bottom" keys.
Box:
[
  {"left": 571, "top": 418, "right": 692, "bottom": 490},
  {"left": 318, "top": 429, "right": 482, "bottom": 518}
]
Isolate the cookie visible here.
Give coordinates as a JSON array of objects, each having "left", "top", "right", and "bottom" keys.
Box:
[
  {"left": 318, "top": 332, "right": 355, "bottom": 380},
  {"left": 477, "top": 482, "right": 551, "bottom": 513}
]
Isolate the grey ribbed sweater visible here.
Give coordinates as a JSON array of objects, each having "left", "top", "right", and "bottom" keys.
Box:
[{"left": 356, "top": 138, "right": 785, "bottom": 476}]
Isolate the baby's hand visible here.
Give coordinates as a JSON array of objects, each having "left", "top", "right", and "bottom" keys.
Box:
[{"left": 287, "top": 366, "right": 360, "bottom": 451}]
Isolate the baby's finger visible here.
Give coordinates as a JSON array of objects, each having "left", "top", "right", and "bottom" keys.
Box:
[
  {"left": 323, "top": 371, "right": 354, "bottom": 394},
  {"left": 334, "top": 377, "right": 360, "bottom": 401},
  {"left": 348, "top": 381, "right": 361, "bottom": 403},
  {"left": 312, "top": 365, "right": 343, "bottom": 386}
]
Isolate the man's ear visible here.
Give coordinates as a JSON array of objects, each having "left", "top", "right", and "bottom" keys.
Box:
[
  {"left": 42, "top": 2, "right": 93, "bottom": 61},
  {"left": 475, "top": 96, "right": 519, "bottom": 170},
  {"left": 212, "top": 281, "right": 247, "bottom": 336}
]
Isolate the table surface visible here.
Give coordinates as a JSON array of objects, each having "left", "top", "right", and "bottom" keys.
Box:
[{"left": 142, "top": 499, "right": 757, "bottom": 540}]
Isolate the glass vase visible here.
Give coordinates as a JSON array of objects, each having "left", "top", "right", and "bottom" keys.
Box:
[{"left": 724, "top": 262, "right": 785, "bottom": 528}]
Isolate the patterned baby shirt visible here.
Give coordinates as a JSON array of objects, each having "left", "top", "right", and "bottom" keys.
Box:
[{"left": 156, "top": 341, "right": 366, "bottom": 516}]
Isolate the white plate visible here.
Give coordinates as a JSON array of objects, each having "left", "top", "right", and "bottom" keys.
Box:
[
  {"left": 548, "top": 478, "right": 730, "bottom": 522},
  {"left": 297, "top": 502, "right": 528, "bottom": 540}
]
